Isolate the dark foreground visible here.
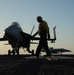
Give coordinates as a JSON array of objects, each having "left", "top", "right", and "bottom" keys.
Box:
[{"left": 0, "top": 55, "right": 74, "bottom": 75}]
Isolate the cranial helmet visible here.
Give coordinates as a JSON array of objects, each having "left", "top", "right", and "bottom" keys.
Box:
[{"left": 37, "top": 16, "right": 42, "bottom": 22}]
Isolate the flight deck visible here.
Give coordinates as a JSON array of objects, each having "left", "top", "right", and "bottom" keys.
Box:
[{"left": 0, "top": 54, "right": 74, "bottom": 75}]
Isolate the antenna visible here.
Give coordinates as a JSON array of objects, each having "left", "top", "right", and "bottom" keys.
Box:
[
  {"left": 30, "top": 25, "right": 35, "bottom": 35},
  {"left": 53, "top": 26, "right": 57, "bottom": 40}
]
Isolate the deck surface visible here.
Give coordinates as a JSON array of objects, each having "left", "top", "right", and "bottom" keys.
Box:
[{"left": 0, "top": 55, "right": 74, "bottom": 75}]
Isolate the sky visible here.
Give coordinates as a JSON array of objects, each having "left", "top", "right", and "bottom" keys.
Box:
[{"left": 0, "top": 0, "right": 74, "bottom": 54}]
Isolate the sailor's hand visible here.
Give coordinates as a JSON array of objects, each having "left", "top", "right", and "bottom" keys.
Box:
[{"left": 31, "top": 35, "right": 35, "bottom": 41}]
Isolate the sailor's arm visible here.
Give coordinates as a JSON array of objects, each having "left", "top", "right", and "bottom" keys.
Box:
[{"left": 33, "top": 31, "right": 38, "bottom": 37}]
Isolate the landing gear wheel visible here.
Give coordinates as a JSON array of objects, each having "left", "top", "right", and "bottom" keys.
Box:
[
  {"left": 13, "top": 50, "right": 15, "bottom": 55},
  {"left": 17, "top": 50, "right": 19, "bottom": 55},
  {"left": 8, "top": 50, "right": 11, "bottom": 55},
  {"left": 32, "top": 50, "right": 34, "bottom": 55}
]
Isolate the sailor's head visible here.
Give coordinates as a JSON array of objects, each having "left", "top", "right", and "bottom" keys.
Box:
[{"left": 37, "top": 16, "right": 43, "bottom": 23}]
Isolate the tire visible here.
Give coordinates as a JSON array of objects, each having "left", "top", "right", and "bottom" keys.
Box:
[
  {"left": 32, "top": 50, "right": 34, "bottom": 55},
  {"left": 8, "top": 50, "right": 11, "bottom": 55},
  {"left": 13, "top": 50, "right": 15, "bottom": 55},
  {"left": 17, "top": 50, "right": 19, "bottom": 55}
]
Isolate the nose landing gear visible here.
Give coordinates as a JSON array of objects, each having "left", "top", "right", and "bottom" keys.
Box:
[{"left": 8, "top": 49, "right": 19, "bottom": 55}]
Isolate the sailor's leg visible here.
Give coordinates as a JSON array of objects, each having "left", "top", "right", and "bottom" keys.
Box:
[
  {"left": 43, "top": 42, "right": 51, "bottom": 56},
  {"left": 36, "top": 42, "right": 43, "bottom": 57}
]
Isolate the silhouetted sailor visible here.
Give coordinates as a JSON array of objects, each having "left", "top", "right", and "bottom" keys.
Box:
[{"left": 33, "top": 16, "right": 51, "bottom": 57}]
